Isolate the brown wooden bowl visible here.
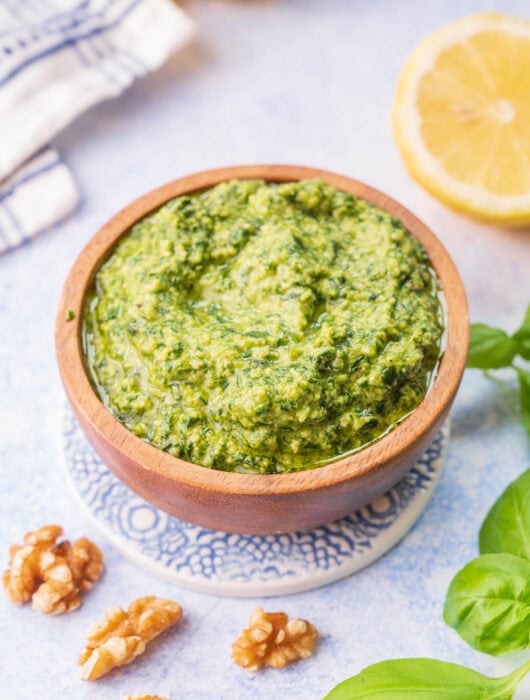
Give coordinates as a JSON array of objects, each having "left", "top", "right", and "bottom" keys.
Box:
[{"left": 56, "top": 165, "right": 469, "bottom": 534}]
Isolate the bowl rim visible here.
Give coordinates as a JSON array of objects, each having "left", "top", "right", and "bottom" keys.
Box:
[{"left": 56, "top": 164, "right": 469, "bottom": 496}]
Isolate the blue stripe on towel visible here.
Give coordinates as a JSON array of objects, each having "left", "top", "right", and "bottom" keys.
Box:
[
  {"left": 76, "top": 34, "right": 131, "bottom": 87},
  {"left": 0, "top": 158, "right": 61, "bottom": 206},
  {"left": 0, "top": 0, "right": 92, "bottom": 39},
  {"left": 0, "top": 1, "right": 125, "bottom": 42},
  {"left": 0, "top": 199, "right": 25, "bottom": 240},
  {"left": 100, "top": 33, "right": 142, "bottom": 79},
  {"left": 0, "top": 0, "right": 143, "bottom": 86}
]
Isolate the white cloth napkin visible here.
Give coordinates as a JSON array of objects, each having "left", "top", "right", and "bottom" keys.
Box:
[{"left": 0, "top": 0, "right": 195, "bottom": 254}]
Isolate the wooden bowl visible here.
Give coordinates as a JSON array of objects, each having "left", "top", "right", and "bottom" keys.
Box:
[{"left": 56, "top": 165, "right": 469, "bottom": 534}]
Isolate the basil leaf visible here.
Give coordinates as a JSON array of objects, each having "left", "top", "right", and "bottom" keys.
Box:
[
  {"left": 516, "top": 367, "right": 530, "bottom": 435},
  {"left": 513, "top": 304, "right": 530, "bottom": 360},
  {"left": 480, "top": 470, "right": 530, "bottom": 560},
  {"left": 323, "top": 658, "right": 530, "bottom": 699},
  {"left": 443, "top": 553, "right": 530, "bottom": 655},
  {"left": 467, "top": 324, "right": 516, "bottom": 369}
]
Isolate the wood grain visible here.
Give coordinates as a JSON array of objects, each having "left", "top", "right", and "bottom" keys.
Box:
[{"left": 56, "top": 165, "right": 469, "bottom": 534}]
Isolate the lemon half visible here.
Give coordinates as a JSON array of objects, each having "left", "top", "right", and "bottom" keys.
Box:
[{"left": 392, "top": 12, "right": 530, "bottom": 226}]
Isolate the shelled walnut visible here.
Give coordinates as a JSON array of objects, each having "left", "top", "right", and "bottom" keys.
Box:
[
  {"left": 79, "top": 596, "right": 182, "bottom": 681},
  {"left": 2, "top": 525, "right": 103, "bottom": 614},
  {"left": 231, "top": 607, "right": 318, "bottom": 671}
]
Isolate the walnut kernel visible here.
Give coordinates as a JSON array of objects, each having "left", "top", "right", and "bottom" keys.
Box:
[
  {"left": 79, "top": 596, "right": 182, "bottom": 681},
  {"left": 231, "top": 607, "right": 318, "bottom": 671},
  {"left": 2, "top": 525, "right": 103, "bottom": 614}
]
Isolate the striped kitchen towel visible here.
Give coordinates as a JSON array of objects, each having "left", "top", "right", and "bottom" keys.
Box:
[{"left": 0, "top": 0, "right": 194, "bottom": 254}]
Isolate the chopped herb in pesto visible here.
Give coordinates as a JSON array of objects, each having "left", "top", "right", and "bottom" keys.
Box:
[
  {"left": 66, "top": 309, "right": 75, "bottom": 321},
  {"left": 84, "top": 179, "right": 444, "bottom": 474}
]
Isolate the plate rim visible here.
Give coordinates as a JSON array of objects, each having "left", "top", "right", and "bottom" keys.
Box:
[{"left": 61, "top": 407, "right": 450, "bottom": 597}]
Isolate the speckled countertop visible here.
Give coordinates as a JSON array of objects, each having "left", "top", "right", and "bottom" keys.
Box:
[{"left": 1, "top": 1, "right": 529, "bottom": 698}]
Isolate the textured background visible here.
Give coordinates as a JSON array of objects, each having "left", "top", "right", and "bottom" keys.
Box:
[{"left": 1, "top": 1, "right": 529, "bottom": 698}]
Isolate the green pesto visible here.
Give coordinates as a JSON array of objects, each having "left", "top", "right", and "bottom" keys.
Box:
[{"left": 84, "top": 179, "right": 443, "bottom": 474}]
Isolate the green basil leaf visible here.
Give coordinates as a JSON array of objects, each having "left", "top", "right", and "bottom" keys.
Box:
[
  {"left": 480, "top": 470, "right": 530, "bottom": 560},
  {"left": 512, "top": 304, "right": 530, "bottom": 360},
  {"left": 323, "top": 658, "right": 530, "bottom": 699},
  {"left": 443, "top": 553, "right": 530, "bottom": 655},
  {"left": 516, "top": 367, "right": 530, "bottom": 435},
  {"left": 467, "top": 324, "right": 516, "bottom": 369}
]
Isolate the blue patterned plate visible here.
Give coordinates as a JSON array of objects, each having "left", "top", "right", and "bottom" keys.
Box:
[{"left": 62, "top": 406, "right": 449, "bottom": 597}]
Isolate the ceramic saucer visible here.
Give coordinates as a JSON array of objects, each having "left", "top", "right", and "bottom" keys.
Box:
[{"left": 62, "top": 406, "right": 449, "bottom": 597}]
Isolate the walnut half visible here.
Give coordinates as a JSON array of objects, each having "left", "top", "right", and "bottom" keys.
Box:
[
  {"left": 2, "top": 525, "right": 103, "bottom": 615},
  {"left": 231, "top": 607, "right": 318, "bottom": 671},
  {"left": 79, "top": 596, "right": 182, "bottom": 681}
]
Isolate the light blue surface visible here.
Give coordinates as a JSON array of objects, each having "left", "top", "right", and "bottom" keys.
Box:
[
  {"left": 1, "top": 1, "right": 529, "bottom": 698},
  {"left": 63, "top": 408, "right": 449, "bottom": 596}
]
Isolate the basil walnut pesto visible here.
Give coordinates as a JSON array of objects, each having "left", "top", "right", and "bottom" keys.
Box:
[{"left": 84, "top": 179, "right": 443, "bottom": 474}]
